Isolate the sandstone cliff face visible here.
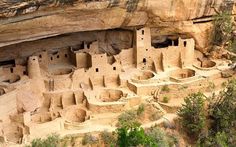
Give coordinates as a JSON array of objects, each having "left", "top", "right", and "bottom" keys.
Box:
[{"left": 0, "top": 0, "right": 233, "bottom": 52}]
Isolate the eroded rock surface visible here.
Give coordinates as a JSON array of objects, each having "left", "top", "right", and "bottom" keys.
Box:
[{"left": 0, "top": 0, "right": 234, "bottom": 52}]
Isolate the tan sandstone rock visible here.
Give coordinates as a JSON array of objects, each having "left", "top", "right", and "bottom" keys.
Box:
[{"left": 0, "top": 0, "right": 233, "bottom": 52}]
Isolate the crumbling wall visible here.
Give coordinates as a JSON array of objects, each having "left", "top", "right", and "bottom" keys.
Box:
[{"left": 0, "top": 91, "right": 17, "bottom": 121}]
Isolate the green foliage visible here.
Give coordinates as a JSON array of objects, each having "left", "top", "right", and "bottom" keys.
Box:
[
  {"left": 206, "top": 79, "right": 236, "bottom": 146},
  {"left": 61, "top": 135, "right": 76, "bottom": 147},
  {"left": 81, "top": 133, "right": 98, "bottom": 145},
  {"left": 100, "top": 130, "right": 116, "bottom": 146},
  {"left": 118, "top": 104, "right": 146, "bottom": 127},
  {"left": 116, "top": 123, "right": 150, "bottom": 147},
  {"left": 26, "top": 134, "right": 60, "bottom": 147},
  {"left": 215, "top": 132, "right": 228, "bottom": 147},
  {"left": 221, "top": 81, "right": 227, "bottom": 88},
  {"left": 116, "top": 106, "right": 177, "bottom": 147},
  {"left": 208, "top": 79, "right": 236, "bottom": 133},
  {"left": 178, "top": 92, "right": 206, "bottom": 140},
  {"left": 146, "top": 127, "right": 178, "bottom": 147},
  {"left": 161, "top": 85, "right": 170, "bottom": 93},
  {"left": 197, "top": 131, "right": 229, "bottom": 147},
  {"left": 117, "top": 110, "right": 139, "bottom": 128},
  {"left": 116, "top": 105, "right": 179, "bottom": 147},
  {"left": 212, "top": 11, "right": 233, "bottom": 48},
  {"left": 227, "top": 38, "right": 236, "bottom": 53},
  {"left": 137, "top": 103, "right": 145, "bottom": 116},
  {"left": 198, "top": 79, "right": 236, "bottom": 147},
  {"left": 116, "top": 125, "right": 178, "bottom": 147},
  {"left": 162, "top": 96, "right": 170, "bottom": 103},
  {"left": 207, "top": 82, "right": 216, "bottom": 92}
]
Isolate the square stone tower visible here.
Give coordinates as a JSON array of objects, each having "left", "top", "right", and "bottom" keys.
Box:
[{"left": 134, "top": 27, "right": 151, "bottom": 68}]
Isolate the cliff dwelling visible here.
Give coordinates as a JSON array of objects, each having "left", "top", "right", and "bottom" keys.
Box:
[
  {"left": 0, "top": 26, "right": 233, "bottom": 145},
  {"left": 0, "top": 0, "right": 236, "bottom": 146}
]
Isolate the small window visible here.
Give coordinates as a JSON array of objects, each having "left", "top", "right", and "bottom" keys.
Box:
[
  {"left": 141, "top": 38, "right": 144, "bottom": 40},
  {"left": 143, "top": 58, "right": 146, "bottom": 63},
  {"left": 51, "top": 57, "right": 53, "bottom": 60},
  {"left": 23, "top": 71, "right": 27, "bottom": 75},
  {"left": 39, "top": 54, "right": 42, "bottom": 58},
  {"left": 184, "top": 41, "right": 187, "bottom": 47},
  {"left": 96, "top": 68, "right": 99, "bottom": 72},
  {"left": 65, "top": 54, "right": 68, "bottom": 58},
  {"left": 10, "top": 68, "right": 13, "bottom": 73},
  {"left": 57, "top": 55, "right": 60, "bottom": 58},
  {"left": 146, "top": 49, "right": 148, "bottom": 51},
  {"left": 113, "top": 67, "right": 116, "bottom": 70},
  {"left": 142, "top": 30, "right": 144, "bottom": 35},
  {"left": 174, "top": 40, "right": 179, "bottom": 46}
]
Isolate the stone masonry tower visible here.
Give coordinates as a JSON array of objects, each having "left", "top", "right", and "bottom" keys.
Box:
[
  {"left": 135, "top": 27, "right": 151, "bottom": 68},
  {"left": 27, "top": 56, "right": 45, "bottom": 94}
]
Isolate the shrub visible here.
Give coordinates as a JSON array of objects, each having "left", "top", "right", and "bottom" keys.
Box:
[
  {"left": 208, "top": 79, "right": 236, "bottom": 133},
  {"left": 118, "top": 104, "right": 147, "bottom": 127},
  {"left": 117, "top": 110, "right": 138, "bottom": 128},
  {"left": 197, "top": 131, "right": 228, "bottom": 147},
  {"left": 61, "top": 135, "right": 76, "bottom": 147},
  {"left": 207, "top": 82, "right": 216, "bottom": 92},
  {"left": 178, "top": 92, "right": 206, "bottom": 140},
  {"left": 162, "top": 96, "right": 169, "bottom": 103},
  {"left": 116, "top": 108, "right": 154, "bottom": 146},
  {"left": 116, "top": 121, "right": 155, "bottom": 147},
  {"left": 197, "top": 79, "right": 236, "bottom": 146},
  {"left": 27, "top": 134, "right": 60, "bottom": 147},
  {"left": 209, "top": 79, "right": 236, "bottom": 146},
  {"left": 100, "top": 130, "right": 116, "bottom": 146},
  {"left": 81, "top": 133, "right": 98, "bottom": 145},
  {"left": 117, "top": 109, "right": 177, "bottom": 146},
  {"left": 221, "top": 81, "right": 227, "bottom": 88},
  {"left": 137, "top": 104, "right": 145, "bottom": 116},
  {"left": 228, "top": 39, "right": 236, "bottom": 53},
  {"left": 215, "top": 132, "right": 228, "bottom": 147},
  {"left": 146, "top": 127, "right": 178, "bottom": 147},
  {"left": 212, "top": 11, "right": 233, "bottom": 48},
  {"left": 161, "top": 85, "right": 170, "bottom": 93}
]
